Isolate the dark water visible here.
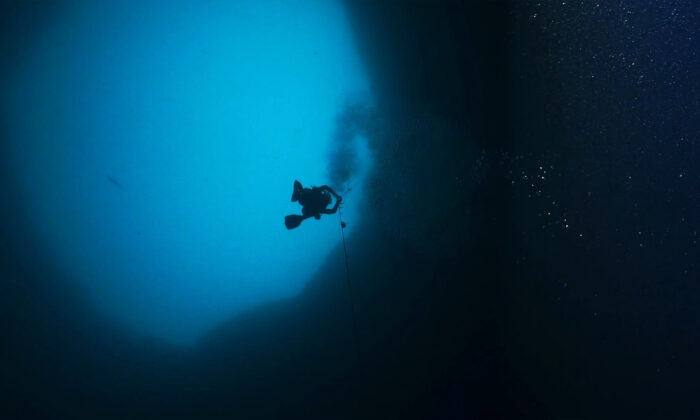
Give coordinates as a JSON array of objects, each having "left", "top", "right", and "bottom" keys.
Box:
[{"left": 2, "top": 1, "right": 699, "bottom": 418}]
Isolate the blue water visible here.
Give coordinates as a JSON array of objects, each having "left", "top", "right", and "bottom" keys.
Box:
[
  {"left": 3, "top": 1, "right": 700, "bottom": 417},
  {"left": 2, "top": 0, "right": 371, "bottom": 345}
]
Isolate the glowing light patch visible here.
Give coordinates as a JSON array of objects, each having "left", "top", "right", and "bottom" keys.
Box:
[{"left": 2, "top": 0, "right": 371, "bottom": 345}]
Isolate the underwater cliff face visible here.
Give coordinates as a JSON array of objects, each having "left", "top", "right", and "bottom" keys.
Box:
[{"left": 2, "top": 0, "right": 700, "bottom": 418}]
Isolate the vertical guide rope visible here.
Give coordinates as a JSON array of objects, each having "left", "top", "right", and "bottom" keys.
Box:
[{"left": 338, "top": 207, "right": 360, "bottom": 361}]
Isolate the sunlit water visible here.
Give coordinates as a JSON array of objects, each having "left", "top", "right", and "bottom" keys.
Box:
[{"left": 2, "top": 0, "right": 372, "bottom": 345}]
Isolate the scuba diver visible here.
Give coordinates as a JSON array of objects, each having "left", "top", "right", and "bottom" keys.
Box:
[{"left": 285, "top": 180, "right": 342, "bottom": 230}]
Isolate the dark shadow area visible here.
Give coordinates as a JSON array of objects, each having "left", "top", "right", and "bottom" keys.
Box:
[{"left": 2, "top": 0, "right": 699, "bottom": 418}]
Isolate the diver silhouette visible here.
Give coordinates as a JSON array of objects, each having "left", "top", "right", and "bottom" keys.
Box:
[{"left": 285, "top": 180, "right": 342, "bottom": 229}]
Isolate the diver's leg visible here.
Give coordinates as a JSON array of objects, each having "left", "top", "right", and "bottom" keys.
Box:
[{"left": 291, "top": 180, "right": 303, "bottom": 202}]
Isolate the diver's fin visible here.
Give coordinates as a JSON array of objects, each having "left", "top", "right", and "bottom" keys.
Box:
[
  {"left": 291, "top": 180, "right": 303, "bottom": 202},
  {"left": 285, "top": 215, "right": 304, "bottom": 230}
]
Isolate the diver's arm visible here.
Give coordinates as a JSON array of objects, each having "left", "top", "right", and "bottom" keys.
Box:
[{"left": 321, "top": 199, "right": 341, "bottom": 215}]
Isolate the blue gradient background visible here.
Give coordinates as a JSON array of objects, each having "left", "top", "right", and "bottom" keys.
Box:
[{"left": 2, "top": 0, "right": 371, "bottom": 345}]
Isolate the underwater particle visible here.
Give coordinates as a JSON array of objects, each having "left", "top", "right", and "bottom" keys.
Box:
[{"left": 107, "top": 175, "right": 125, "bottom": 190}]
